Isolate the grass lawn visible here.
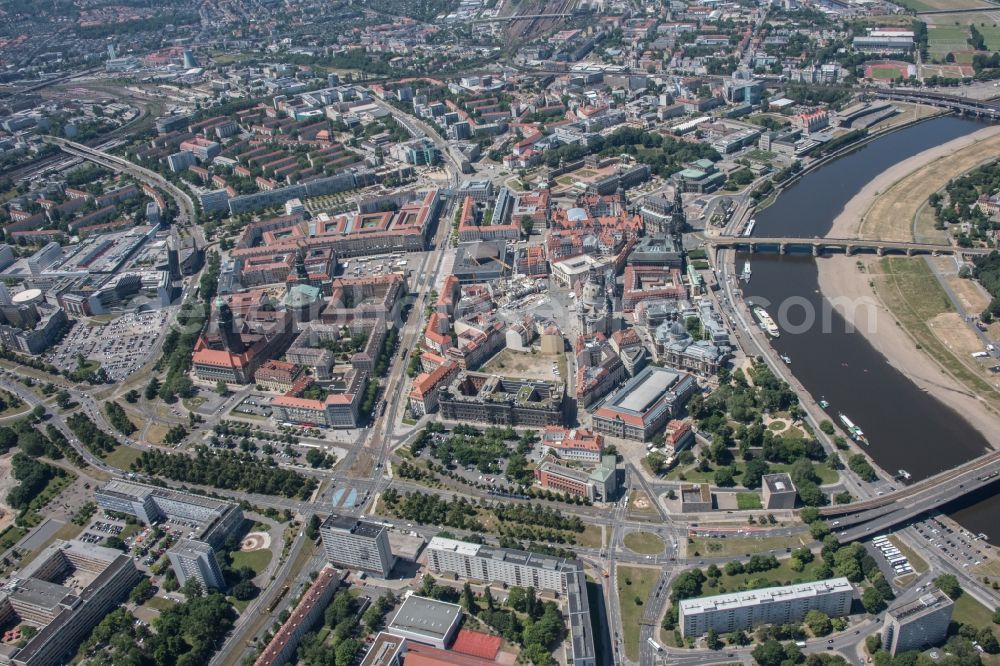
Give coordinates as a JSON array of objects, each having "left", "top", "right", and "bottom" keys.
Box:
[
  {"left": 872, "top": 67, "right": 905, "bottom": 79},
  {"left": 623, "top": 531, "right": 665, "bottom": 555},
  {"left": 617, "top": 566, "right": 661, "bottom": 662},
  {"left": 667, "top": 460, "right": 838, "bottom": 486},
  {"left": 142, "top": 595, "right": 177, "bottom": 612},
  {"left": 182, "top": 396, "right": 206, "bottom": 411},
  {"left": 928, "top": 25, "right": 971, "bottom": 55},
  {"left": 878, "top": 257, "right": 1000, "bottom": 411},
  {"left": 230, "top": 548, "right": 273, "bottom": 575},
  {"left": 627, "top": 490, "right": 661, "bottom": 521},
  {"left": 577, "top": 524, "right": 605, "bottom": 549},
  {"left": 687, "top": 533, "right": 809, "bottom": 558},
  {"left": 953, "top": 593, "right": 1000, "bottom": 640},
  {"left": 144, "top": 423, "right": 171, "bottom": 446},
  {"left": 0, "top": 526, "right": 26, "bottom": 552},
  {"left": 888, "top": 536, "right": 928, "bottom": 573},
  {"left": 737, "top": 493, "right": 763, "bottom": 510},
  {"left": 694, "top": 557, "right": 825, "bottom": 597},
  {"left": 103, "top": 445, "right": 143, "bottom": 471}
]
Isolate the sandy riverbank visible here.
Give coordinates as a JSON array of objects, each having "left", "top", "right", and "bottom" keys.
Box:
[
  {"left": 828, "top": 124, "right": 1000, "bottom": 239},
  {"left": 816, "top": 255, "right": 1000, "bottom": 445}
]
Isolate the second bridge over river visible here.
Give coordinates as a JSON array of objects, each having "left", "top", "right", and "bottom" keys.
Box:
[{"left": 709, "top": 236, "right": 991, "bottom": 257}]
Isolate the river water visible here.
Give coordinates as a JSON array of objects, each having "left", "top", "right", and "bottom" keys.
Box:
[{"left": 738, "top": 115, "right": 998, "bottom": 539}]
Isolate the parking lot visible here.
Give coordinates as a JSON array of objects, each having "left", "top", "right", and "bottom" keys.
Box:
[
  {"left": 47, "top": 310, "right": 173, "bottom": 381},
  {"left": 913, "top": 516, "right": 990, "bottom": 569}
]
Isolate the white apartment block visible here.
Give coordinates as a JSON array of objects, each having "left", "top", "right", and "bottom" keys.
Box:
[
  {"left": 679, "top": 578, "right": 854, "bottom": 637},
  {"left": 425, "top": 537, "right": 595, "bottom": 666}
]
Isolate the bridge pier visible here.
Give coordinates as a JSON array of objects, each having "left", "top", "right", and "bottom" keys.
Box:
[
  {"left": 812, "top": 244, "right": 820, "bottom": 257},
  {"left": 748, "top": 243, "right": 756, "bottom": 254},
  {"left": 779, "top": 242, "right": 787, "bottom": 255},
  {"left": 845, "top": 245, "right": 855, "bottom": 256},
  {"left": 877, "top": 247, "right": 885, "bottom": 257},
  {"left": 906, "top": 248, "right": 914, "bottom": 257}
]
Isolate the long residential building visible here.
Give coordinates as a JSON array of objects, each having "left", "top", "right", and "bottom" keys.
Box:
[
  {"left": 255, "top": 566, "right": 343, "bottom": 666},
  {"left": 679, "top": 578, "right": 854, "bottom": 637},
  {"left": 426, "top": 537, "right": 596, "bottom": 666},
  {"left": 0, "top": 540, "right": 142, "bottom": 666}
]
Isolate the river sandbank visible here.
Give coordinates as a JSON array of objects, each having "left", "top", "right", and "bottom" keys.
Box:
[
  {"left": 816, "top": 254, "right": 1000, "bottom": 446},
  {"left": 827, "top": 124, "right": 1000, "bottom": 239}
]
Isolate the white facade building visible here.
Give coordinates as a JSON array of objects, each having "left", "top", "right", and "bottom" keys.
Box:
[{"left": 679, "top": 578, "right": 854, "bottom": 637}]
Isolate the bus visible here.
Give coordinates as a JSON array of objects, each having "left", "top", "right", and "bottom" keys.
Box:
[{"left": 647, "top": 638, "right": 663, "bottom": 652}]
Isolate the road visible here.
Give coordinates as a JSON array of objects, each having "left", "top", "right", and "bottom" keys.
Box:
[{"left": 45, "top": 136, "right": 197, "bottom": 225}]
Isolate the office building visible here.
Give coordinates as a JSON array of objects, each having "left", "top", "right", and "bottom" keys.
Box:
[
  {"left": 95, "top": 480, "right": 243, "bottom": 590},
  {"left": 761, "top": 473, "right": 798, "bottom": 509},
  {"left": 387, "top": 596, "right": 463, "bottom": 649},
  {"left": 167, "top": 539, "right": 225, "bottom": 590},
  {"left": 426, "top": 537, "right": 596, "bottom": 666},
  {"left": 534, "top": 455, "right": 618, "bottom": 501},
  {"left": 437, "top": 371, "right": 565, "bottom": 427},
  {"left": 592, "top": 366, "right": 698, "bottom": 442},
  {"left": 882, "top": 590, "right": 954, "bottom": 656},
  {"left": 679, "top": 578, "right": 854, "bottom": 637},
  {"left": 0, "top": 540, "right": 141, "bottom": 666},
  {"left": 255, "top": 567, "right": 343, "bottom": 666},
  {"left": 319, "top": 515, "right": 396, "bottom": 577}
]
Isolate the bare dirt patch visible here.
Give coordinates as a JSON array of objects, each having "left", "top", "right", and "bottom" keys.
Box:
[
  {"left": 928, "top": 312, "right": 991, "bottom": 363},
  {"left": 948, "top": 276, "right": 992, "bottom": 314}
]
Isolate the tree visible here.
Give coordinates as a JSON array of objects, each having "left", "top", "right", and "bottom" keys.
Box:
[
  {"left": 461, "top": 582, "right": 478, "bottom": 615},
  {"left": 104, "top": 536, "right": 127, "bottom": 551},
  {"left": 934, "top": 574, "right": 962, "bottom": 599},
  {"left": 335, "top": 638, "right": 361, "bottom": 666},
  {"left": 129, "top": 578, "right": 154, "bottom": 604},
  {"left": 861, "top": 587, "right": 885, "bottom": 614},
  {"left": 707, "top": 628, "right": 722, "bottom": 650},
  {"left": 215, "top": 380, "right": 228, "bottom": 396},
  {"left": 805, "top": 610, "right": 832, "bottom": 636},
  {"left": 714, "top": 467, "right": 736, "bottom": 487},
  {"left": 752, "top": 639, "right": 788, "bottom": 666},
  {"left": 230, "top": 579, "right": 258, "bottom": 601}
]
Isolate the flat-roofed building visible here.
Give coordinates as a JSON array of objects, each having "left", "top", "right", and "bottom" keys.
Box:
[
  {"left": 94, "top": 480, "right": 243, "bottom": 591},
  {"left": 255, "top": 566, "right": 343, "bottom": 666},
  {"left": 360, "top": 632, "right": 407, "bottom": 666},
  {"left": 680, "top": 483, "right": 713, "bottom": 513},
  {"left": 387, "top": 596, "right": 462, "bottom": 650},
  {"left": 167, "top": 539, "right": 225, "bottom": 590},
  {"left": 0, "top": 540, "right": 142, "bottom": 666},
  {"left": 761, "top": 473, "right": 797, "bottom": 509},
  {"left": 592, "top": 366, "right": 697, "bottom": 442},
  {"left": 679, "top": 578, "right": 854, "bottom": 637},
  {"left": 425, "top": 537, "right": 596, "bottom": 666},
  {"left": 534, "top": 455, "right": 618, "bottom": 501},
  {"left": 882, "top": 590, "right": 954, "bottom": 656},
  {"left": 319, "top": 515, "right": 395, "bottom": 577}
]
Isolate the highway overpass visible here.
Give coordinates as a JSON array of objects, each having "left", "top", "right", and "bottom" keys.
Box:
[
  {"left": 818, "top": 451, "right": 1000, "bottom": 541},
  {"left": 45, "top": 136, "right": 197, "bottom": 225}
]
